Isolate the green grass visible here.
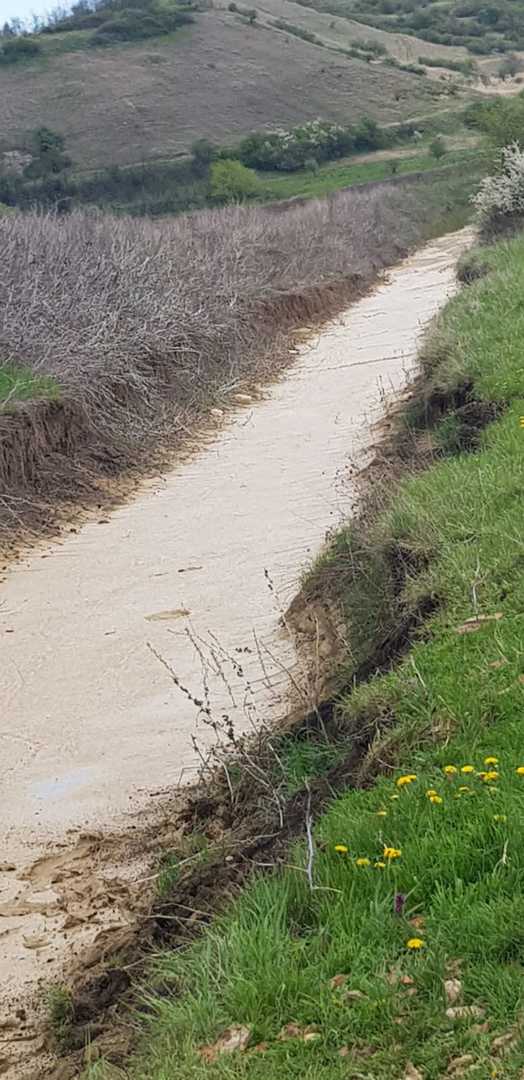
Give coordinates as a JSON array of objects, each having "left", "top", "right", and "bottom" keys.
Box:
[
  {"left": 0, "top": 364, "right": 60, "bottom": 406},
  {"left": 258, "top": 147, "right": 484, "bottom": 201},
  {"left": 91, "top": 234, "right": 524, "bottom": 1079},
  {"left": 46, "top": 984, "right": 75, "bottom": 1049}
]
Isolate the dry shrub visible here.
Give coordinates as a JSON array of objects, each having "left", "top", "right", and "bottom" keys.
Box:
[{"left": 0, "top": 180, "right": 436, "bottom": 539}]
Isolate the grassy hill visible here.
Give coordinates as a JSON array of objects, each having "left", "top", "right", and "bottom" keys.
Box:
[
  {"left": 288, "top": 0, "right": 524, "bottom": 54},
  {"left": 0, "top": 8, "right": 465, "bottom": 170},
  {"left": 249, "top": 0, "right": 470, "bottom": 64}
]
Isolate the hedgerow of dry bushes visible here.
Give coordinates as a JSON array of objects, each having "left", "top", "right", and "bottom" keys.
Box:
[{"left": 0, "top": 180, "right": 438, "bottom": 541}]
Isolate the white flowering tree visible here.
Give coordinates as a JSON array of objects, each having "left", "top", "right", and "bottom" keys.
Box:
[{"left": 473, "top": 142, "right": 524, "bottom": 232}]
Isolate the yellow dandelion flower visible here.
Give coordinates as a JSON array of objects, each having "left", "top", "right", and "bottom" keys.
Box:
[
  {"left": 493, "top": 814, "right": 507, "bottom": 823},
  {"left": 429, "top": 794, "right": 443, "bottom": 805},
  {"left": 396, "top": 774, "right": 417, "bottom": 788},
  {"left": 461, "top": 765, "right": 475, "bottom": 774},
  {"left": 484, "top": 757, "right": 498, "bottom": 766},
  {"left": 443, "top": 765, "right": 458, "bottom": 775},
  {"left": 516, "top": 767, "right": 524, "bottom": 776},
  {"left": 355, "top": 857, "right": 371, "bottom": 867},
  {"left": 376, "top": 809, "right": 388, "bottom": 817},
  {"left": 383, "top": 846, "right": 401, "bottom": 860},
  {"left": 426, "top": 789, "right": 438, "bottom": 798},
  {"left": 481, "top": 770, "right": 499, "bottom": 783},
  {"left": 406, "top": 937, "right": 424, "bottom": 950},
  {"left": 334, "top": 844, "right": 349, "bottom": 854},
  {"left": 374, "top": 861, "right": 386, "bottom": 869}
]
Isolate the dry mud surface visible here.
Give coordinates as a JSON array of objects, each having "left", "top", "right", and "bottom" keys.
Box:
[{"left": 0, "top": 229, "right": 472, "bottom": 1076}]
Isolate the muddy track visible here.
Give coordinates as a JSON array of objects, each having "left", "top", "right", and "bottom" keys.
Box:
[{"left": 0, "top": 229, "right": 472, "bottom": 1078}]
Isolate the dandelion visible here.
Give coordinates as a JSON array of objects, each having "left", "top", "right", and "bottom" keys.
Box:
[
  {"left": 461, "top": 765, "right": 475, "bottom": 774},
  {"left": 426, "top": 789, "right": 438, "bottom": 798},
  {"left": 481, "top": 770, "right": 499, "bottom": 783},
  {"left": 443, "top": 765, "right": 458, "bottom": 775},
  {"left": 516, "top": 767, "right": 524, "bottom": 776},
  {"left": 429, "top": 794, "right": 443, "bottom": 805},
  {"left": 484, "top": 757, "right": 498, "bottom": 766},
  {"left": 334, "top": 844, "right": 349, "bottom": 854},
  {"left": 406, "top": 938, "right": 424, "bottom": 950},
  {"left": 493, "top": 814, "right": 507, "bottom": 823},
  {"left": 355, "top": 857, "right": 371, "bottom": 867},
  {"left": 376, "top": 809, "right": 388, "bottom": 817},
  {"left": 384, "top": 846, "right": 401, "bottom": 861},
  {"left": 396, "top": 774, "right": 417, "bottom": 788},
  {"left": 374, "top": 861, "right": 386, "bottom": 869}
]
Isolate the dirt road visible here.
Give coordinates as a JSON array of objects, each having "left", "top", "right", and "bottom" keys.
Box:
[{"left": 0, "top": 228, "right": 471, "bottom": 1072}]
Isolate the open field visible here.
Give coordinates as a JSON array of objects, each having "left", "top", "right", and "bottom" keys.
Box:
[
  {"left": 87, "top": 230, "right": 524, "bottom": 1080},
  {"left": 0, "top": 9, "right": 459, "bottom": 169},
  {"left": 258, "top": 145, "right": 485, "bottom": 200}
]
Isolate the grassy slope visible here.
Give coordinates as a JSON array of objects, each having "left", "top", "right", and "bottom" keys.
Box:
[
  {"left": 93, "top": 236, "right": 524, "bottom": 1079},
  {"left": 253, "top": 0, "right": 469, "bottom": 63},
  {"left": 258, "top": 146, "right": 484, "bottom": 199},
  {"left": 290, "top": 0, "right": 524, "bottom": 53},
  {"left": 0, "top": 10, "right": 456, "bottom": 169}
]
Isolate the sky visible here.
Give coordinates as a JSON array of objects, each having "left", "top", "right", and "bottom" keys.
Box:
[{"left": 0, "top": 0, "right": 55, "bottom": 26}]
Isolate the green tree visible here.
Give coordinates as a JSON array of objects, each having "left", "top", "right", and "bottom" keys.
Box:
[
  {"left": 210, "top": 159, "right": 259, "bottom": 202},
  {"left": 475, "top": 97, "right": 524, "bottom": 147},
  {"left": 429, "top": 136, "right": 446, "bottom": 161},
  {"left": 191, "top": 138, "right": 216, "bottom": 177},
  {"left": 24, "top": 128, "right": 72, "bottom": 179}
]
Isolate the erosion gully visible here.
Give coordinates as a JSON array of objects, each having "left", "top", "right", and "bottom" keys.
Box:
[{"left": 0, "top": 229, "right": 471, "bottom": 1075}]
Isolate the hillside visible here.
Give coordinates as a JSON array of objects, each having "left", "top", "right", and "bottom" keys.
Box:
[
  {"left": 0, "top": 9, "right": 459, "bottom": 170},
  {"left": 248, "top": 0, "right": 470, "bottom": 64},
  {"left": 290, "top": 0, "right": 524, "bottom": 54}
]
